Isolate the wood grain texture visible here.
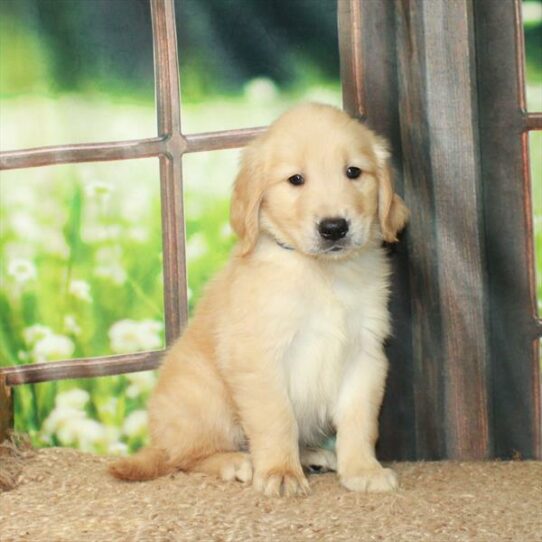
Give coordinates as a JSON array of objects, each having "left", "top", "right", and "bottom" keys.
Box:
[
  {"left": 356, "top": 0, "right": 417, "bottom": 461},
  {"left": 474, "top": 0, "right": 541, "bottom": 459},
  {"left": 0, "top": 352, "right": 163, "bottom": 386},
  {"left": 395, "top": 0, "right": 490, "bottom": 459},
  {"left": 395, "top": 0, "right": 447, "bottom": 460},
  {"left": 0, "top": 138, "right": 166, "bottom": 171},
  {"left": 185, "top": 126, "right": 267, "bottom": 153},
  {"left": 420, "top": 0, "right": 489, "bottom": 459},
  {"left": 524, "top": 112, "right": 542, "bottom": 130},
  {"left": 0, "top": 376, "right": 13, "bottom": 442},
  {"left": 338, "top": 0, "right": 365, "bottom": 118},
  {"left": 151, "top": 0, "right": 188, "bottom": 343}
]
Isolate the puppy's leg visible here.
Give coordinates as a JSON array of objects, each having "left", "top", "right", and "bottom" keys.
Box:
[
  {"left": 228, "top": 354, "right": 309, "bottom": 497},
  {"left": 300, "top": 447, "right": 337, "bottom": 473},
  {"left": 335, "top": 345, "right": 398, "bottom": 493},
  {"left": 110, "top": 339, "right": 241, "bottom": 481},
  {"left": 192, "top": 451, "right": 253, "bottom": 483}
]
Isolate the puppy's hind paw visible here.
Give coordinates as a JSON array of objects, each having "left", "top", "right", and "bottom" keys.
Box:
[
  {"left": 300, "top": 447, "right": 337, "bottom": 473},
  {"left": 341, "top": 467, "right": 398, "bottom": 493},
  {"left": 220, "top": 454, "right": 253, "bottom": 483}
]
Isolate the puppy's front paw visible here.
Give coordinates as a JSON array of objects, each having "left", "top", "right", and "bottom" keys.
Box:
[
  {"left": 341, "top": 467, "right": 398, "bottom": 493},
  {"left": 220, "top": 454, "right": 253, "bottom": 483},
  {"left": 253, "top": 467, "right": 310, "bottom": 497}
]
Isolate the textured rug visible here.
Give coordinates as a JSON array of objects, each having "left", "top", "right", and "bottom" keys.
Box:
[{"left": 1, "top": 448, "right": 541, "bottom": 541}]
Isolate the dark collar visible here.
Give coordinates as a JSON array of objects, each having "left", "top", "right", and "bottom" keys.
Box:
[{"left": 274, "top": 238, "right": 294, "bottom": 251}]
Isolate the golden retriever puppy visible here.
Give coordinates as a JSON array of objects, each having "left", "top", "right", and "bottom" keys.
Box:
[{"left": 109, "top": 103, "right": 409, "bottom": 496}]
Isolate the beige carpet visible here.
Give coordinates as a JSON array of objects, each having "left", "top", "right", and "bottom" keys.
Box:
[{"left": 1, "top": 448, "right": 541, "bottom": 542}]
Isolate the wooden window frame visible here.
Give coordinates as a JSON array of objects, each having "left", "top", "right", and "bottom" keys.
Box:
[
  {"left": 0, "top": 0, "right": 361, "bottom": 385},
  {"left": 1, "top": 0, "right": 540, "bottom": 460}
]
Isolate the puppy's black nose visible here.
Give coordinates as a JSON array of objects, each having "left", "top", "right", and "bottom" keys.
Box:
[{"left": 318, "top": 217, "right": 349, "bottom": 241}]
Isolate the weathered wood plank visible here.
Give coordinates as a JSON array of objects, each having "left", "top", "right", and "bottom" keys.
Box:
[
  {"left": 357, "top": 0, "right": 417, "bottom": 461},
  {"left": 0, "top": 351, "right": 163, "bottom": 386},
  {"left": 395, "top": 0, "right": 490, "bottom": 459},
  {"left": 421, "top": 0, "right": 489, "bottom": 459},
  {"left": 338, "top": 0, "right": 365, "bottom": 118},
  {"left": 394, "top": 0, "right": 447, "bottom": 460},
  {"left": 151, "top": 0, "right": 188, "bottom": 343},
  {"left": 474, "top": 0, "right": 541, "bottom": 459},
  {"left": 0, "top": 375, "right": 13, "bottom": 442}
]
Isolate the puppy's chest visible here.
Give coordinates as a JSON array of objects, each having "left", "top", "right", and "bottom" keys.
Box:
[{"left": 282, "top": 274, "right": 366, "bottom": 442}]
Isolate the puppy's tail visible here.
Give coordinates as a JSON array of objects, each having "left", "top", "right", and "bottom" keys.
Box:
[{"left": 109, "top": 446, "right": 173, "bottom": 481}]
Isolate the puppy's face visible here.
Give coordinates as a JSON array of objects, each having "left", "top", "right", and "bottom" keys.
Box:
[{"left": 231, "top": 104, "right": 409, "bottom": 257}]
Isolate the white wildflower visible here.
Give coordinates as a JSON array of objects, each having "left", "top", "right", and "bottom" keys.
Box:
[
  {"left": 23, "top": 324, "right": 53, "bottom": 346},
  {"left": 43, "top": 232, "right": 70, "bottom": 259},
  {"left": 3, "top": 242, "right": 35, "bottom": 262},
  {"left": 84, "top": 181, "right": 113, "bottom": 202},
  {"left": 98, "top": 397, "right": 118, "bottom": 417},
  {"left": 9, "top": 212, "right": 40, "bottom": 239},
  {"left": 108, "top": 320, "right": 143, "bottom": 354},
  {"left": 123, "top": 410, "right": 148, "bottom": 438},
  {"left": 55, "top": 389, "right": 89, "bottom": 410},
  {"left": 94, "top": 263, "right": 127, "bottom": 285},
  {"left": 186, "top": 233, "right": 208, "bottom": 262},
  {"left": 244, "top": 77, "right": 279, "bottom": 103},
  {"left": 94, "top": 246, "right": 127, "bottom": 285},
  {"left": 108, "top": 441, "right": 128, "bottom": 456},
  {"left": 64, "top": 315, "right": 81, "bottom": 336},
  {"left": 42, "top": 407, "right": 86, "bottom": 439},
  {"left": 127, "top": 225, "right": 149, "bottom": 243},
  {"left": 32, "top": 333, "right": 75, "bottom": 362},
  {"left": 103, "top": 425, "right": 121, "bottom": 446},
  {"left": 220, "top": 222, "right": 233, "bottom": 239},
  {"left": 119, "top": 190, "right": 152, "bottom": 223},
  {"left": 17, "top": 351, "right": 30, "bottom": 362},
  {"left": 61, "top": 418, "right": 106, "bottom": 453},
  {"left": 108, "top": 319, "right": 163, "bottom": 354},
  {"left": 138, "top": 320, "right": 164, "bottom": 351},
  {"left": 81, "top": 224, "right": 122, "bottom": 244},
  {"left": 125, "top": 371, "right": 156, "bottom": 398},
  {"left": 69, "top": 279, "right": 93, "bottom": 303},
  {"left": 7, "top": 258, "right": 37, "bottom": 284}
]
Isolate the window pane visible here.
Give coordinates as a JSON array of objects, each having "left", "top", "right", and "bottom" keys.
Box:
[
  {"left": 522, "top": 0, "right": 542, "bottom": 111},
  {"left": 0, "top": 159, "right": 165, "bottom": 367},
  {"left": 176, "top": 0, "right": 341, "bottom": 133},
  {"left": 0, "top": 0, "right": 155, "bottom": 150},
  {"left": 14, "top": 372, "right": 155, "bottom": 454},
  {"left": 182, "top": 149, "right": 239, "bottom": 311},
  {"left": 530, "top": 132, "right": 542, "bottom": 316}
]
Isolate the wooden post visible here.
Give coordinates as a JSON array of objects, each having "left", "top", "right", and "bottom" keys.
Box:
[
  {"left": 0, "top": 375, "right": 13, "bottom": 443},
  {"left": 355, "top": 0, "right": 493, "bottom": 460},
  {"left": 474, "top": 0, "right": 541, "bottom": 459},
  {"left": 356, "top": 0, "right": 417, "bottom": 461},
  {"left": 395, "top": 0, "right": 490, "bottom": 460}
]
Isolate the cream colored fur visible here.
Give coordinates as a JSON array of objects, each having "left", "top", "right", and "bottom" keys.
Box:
[{"left": 109, "top": 103, "right": 409, "bottom": 496}]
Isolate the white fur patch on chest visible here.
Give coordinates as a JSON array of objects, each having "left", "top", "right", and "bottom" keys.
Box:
[
  {"left": 281, "top": 251, "right": 390, "bottom": 446},
  {"left": 282, "top": 291, "right": 346, "bottom": 445}
]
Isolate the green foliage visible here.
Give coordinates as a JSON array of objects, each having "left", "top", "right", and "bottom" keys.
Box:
[{"left": 0, "top": 16, "right": 51, "bottom": 95}]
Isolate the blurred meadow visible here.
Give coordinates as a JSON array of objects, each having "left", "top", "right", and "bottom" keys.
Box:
[{"left": 0, "top": 0, "right": 541, "bottom": 456}]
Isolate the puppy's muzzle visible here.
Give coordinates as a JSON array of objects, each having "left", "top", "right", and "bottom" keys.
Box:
[{"left": 318, "top": 217, "right": 349, "bottom": 241}]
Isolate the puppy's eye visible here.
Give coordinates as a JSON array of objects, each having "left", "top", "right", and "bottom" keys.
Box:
[
  {"left": 288, "top": 174, "right": 305, "bottom": 186},
  {"left": 346, "top": 166, "right": 362, "bottom": 180}
]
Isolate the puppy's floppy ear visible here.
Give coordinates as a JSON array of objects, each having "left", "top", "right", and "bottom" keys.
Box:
[
  {"left": 230, "top": 145, "right": 265, "bottom": 255},
  {"left": 374, "top": 137, "right": 409, "bottom": 242}
]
